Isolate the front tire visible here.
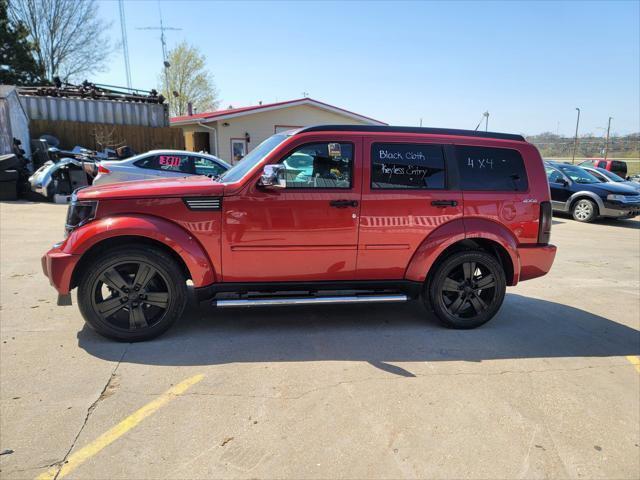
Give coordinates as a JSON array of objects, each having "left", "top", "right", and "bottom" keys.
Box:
[
  {"left": 77, "top": 246, "right": 187, "bottom": 341},
  {"left": 572, "top": 198, "right": 598, "bottom": 222},
  {"left": 426, "top": 251, "right": 506, "bottom": 329}
]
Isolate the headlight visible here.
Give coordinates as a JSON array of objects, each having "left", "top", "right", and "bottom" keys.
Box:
[
  {"left": 607, "top": 194, "right": 626, "bottom": 202},
  {"left": 65, "top": 199, "right": 98, "bottom": 235}
]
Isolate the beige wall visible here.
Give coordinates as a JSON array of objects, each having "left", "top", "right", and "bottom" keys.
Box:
[{"left": 174, "top": 104, "right": 373, "bottom": 164}]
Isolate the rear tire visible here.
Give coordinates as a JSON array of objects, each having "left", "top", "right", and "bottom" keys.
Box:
[
  {"left": 426, "top": 250, "right": 506, "bottom": 329},
  {"left": 77, "top": 246, "right": 187, "bottom": 341},
  {"left": 572, "top": 198, "right": 598, "bottom": 222}
]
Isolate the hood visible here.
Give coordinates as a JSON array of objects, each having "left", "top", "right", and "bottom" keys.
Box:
[
  {"left": 585, "top": 181, "right": 640, "bottom": 196},
  {"left": 622, "top": 180, "right": 640, "bottom": 192},
  {"left": 78, "top": 175, "right": 225, "bottom": 200}
]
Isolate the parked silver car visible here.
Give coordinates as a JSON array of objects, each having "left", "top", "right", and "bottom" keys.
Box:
[
  {"left": 92, "top": 150, "right": 231, "bottom": 186},
  {"left": 581, "top": 166, "right": 640, "bottom": 192}
]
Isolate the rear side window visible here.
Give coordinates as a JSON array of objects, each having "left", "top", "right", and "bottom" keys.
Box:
[
  {"left": 456, "top": 146, "right": 528, "bottom": 191},
  {"left": 597, "top": 161, "right": 608, "bottom": 168},
  {"left": 611, "top": 161, "right": 627, "bottom": 176},
  {"left": 371, "top": 143, "right": 445, "bottom": 189},
  {"left": 135, "top": 154, "right": 194, "bottom": 173}
]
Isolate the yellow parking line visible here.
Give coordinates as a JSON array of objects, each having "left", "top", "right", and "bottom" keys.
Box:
[
  {"left": 36, "top": 374, "right": 204, "bottom": 480},
  {"left": 626, "top": 355, "right": 640, "bottom": 373}
]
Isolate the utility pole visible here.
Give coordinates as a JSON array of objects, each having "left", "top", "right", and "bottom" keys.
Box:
[
  {"left": 572, "top": 107, "right": 581, "bottom": 164},
  {"left": 604, "top": 116, "right": 613, "bottom": 160},
  {"left": 137, "top": 3, "right": 182, "bottom": 99},
  {"left": 484, "top": 111, "right": 489, "bottom": 131}
]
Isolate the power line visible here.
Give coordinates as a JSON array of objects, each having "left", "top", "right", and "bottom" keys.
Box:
[
  {"left": 137, "top": 2, "right": 182, "bottom": 95},
  {"left": 118, "top": 0, "right": 132, "bottom": 89}
]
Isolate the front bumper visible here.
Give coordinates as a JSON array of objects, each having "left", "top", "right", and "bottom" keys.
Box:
[
  {"left": 518, "top": 244, "right": 557, "bottom": 283},
  {"left": 41, "top": 242, "right": 80, "bottom": 295},
  {"left": 601, "top": 201, "right": 640, "bottom": 219}
]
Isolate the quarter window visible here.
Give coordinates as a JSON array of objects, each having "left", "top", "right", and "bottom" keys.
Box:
[
  {"left": 371, "top": 143, "right": 445, "bottom": 189},
  {"left": 193, "top": 157, "right": 226, "bottom": 177},
  {"left": 456, "top": 146, "right": 528, "bottom": 191},
  {"left": 279, "top": 142, "right": 353, "bottom": 189}
]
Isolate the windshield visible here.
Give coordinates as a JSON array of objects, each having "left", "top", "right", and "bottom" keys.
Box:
[
  {"left": 596, "top": 167, "right": 624, "bottom": 182},
  {"left": 219, "top": 134, "right": 288, "bottom": 183},
  {"left": 558, "top": 165, "right": 601, "bottom": 184}
]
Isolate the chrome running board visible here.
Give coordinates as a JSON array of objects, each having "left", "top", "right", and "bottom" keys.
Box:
[{"left": 214, "top": 294, "right": 408, "bottom": 308}]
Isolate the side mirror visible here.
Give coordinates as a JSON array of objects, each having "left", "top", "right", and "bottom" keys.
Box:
[
  {"left": 258, "top": 164, "right": 286, "bottom": 189},
  {"left": 561, "top": 179, "right": 569, "bottom": 186}
]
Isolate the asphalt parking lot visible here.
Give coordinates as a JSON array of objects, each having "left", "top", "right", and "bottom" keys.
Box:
[{"left": 0, "top": 201, "right": 638, "bottom": 480}]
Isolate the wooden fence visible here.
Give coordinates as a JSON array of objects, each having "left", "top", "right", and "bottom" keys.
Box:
[{"left": 29, "top": 119, "right": 185, "bottom": 152}]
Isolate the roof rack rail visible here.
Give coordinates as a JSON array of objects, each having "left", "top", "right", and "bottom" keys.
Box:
[{"left": 297, "top": 125, "right": 525, "bottom": 142}]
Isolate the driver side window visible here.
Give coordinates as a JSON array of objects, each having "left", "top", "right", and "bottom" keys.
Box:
[
  {"left": 278, "top": 142, "right": 353, "bottom": 189},
  {"left": 546, "top": 167, "right": 565, "bottom": 184}
]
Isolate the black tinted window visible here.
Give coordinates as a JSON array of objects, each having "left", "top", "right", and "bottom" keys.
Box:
[
  {"left": 456, "top": 146, "right": 528, "bottom": 191},
  {"left": 193, "top": 157, "right": 226, "bottom": 176},
  {"left": 135, "top": 154, "right": 193, "bottom": 173},
  {"left": 279, "top": 142, "right": 353, "bottom": 189},
  {"left": 371, "top": 143, "right": 445, "bottom": 189}
]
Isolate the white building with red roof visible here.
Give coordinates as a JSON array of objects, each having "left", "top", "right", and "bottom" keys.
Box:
[{"left": 170, "top": 97, "right": 386, "bottom": 163}]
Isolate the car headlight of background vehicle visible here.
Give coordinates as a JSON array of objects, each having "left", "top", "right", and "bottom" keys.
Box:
[
  {"left": 65, "top": 199, "right": 98, "bottom": 235},
  {"left": 607, "top": 194, "right": 628, "bottom": 202}
]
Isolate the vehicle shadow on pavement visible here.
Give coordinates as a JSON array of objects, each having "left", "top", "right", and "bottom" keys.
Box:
[
  {"left": 77, "top": 293, "right": 640, "bottom": 371},
  {"left": 552, "top": 213, "right": 639, "bottom": 229}
]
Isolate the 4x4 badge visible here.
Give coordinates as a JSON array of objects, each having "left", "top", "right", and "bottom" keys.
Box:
[{"left": 523, "top": 198, "right": 537, "bottom": 203}]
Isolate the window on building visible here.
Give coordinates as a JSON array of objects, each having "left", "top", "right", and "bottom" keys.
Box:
[{"left": 231, "top": 139, "right": 247, "bottom": 163}]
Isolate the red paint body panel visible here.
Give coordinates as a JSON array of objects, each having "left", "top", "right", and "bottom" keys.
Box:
[
  {"left": 42, "top": 127, "right": 557, "bottom": 296},
  {"left": 404, "top": 220, "right": 466, "bottom": 282},
  {"left": 518, "top": 244, "right": 557, "bottom": 282},
  {"left": 358, "top": 135, "right": 463, "bottom": 279},
  {"left": 79, "top": 175, "right": 224, "bottom": 200},
  {"left": 41, "top": 248, "right": 78, "bottom": 294},
  {"left": 221, "top": 134, "right": 362, "bottom": 281}
]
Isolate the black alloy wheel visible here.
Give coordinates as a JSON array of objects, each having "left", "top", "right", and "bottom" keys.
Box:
[
  {"left": 78, "top": 246, "right": 187, "bottom": 341},
  {"left": 427, "top": 250, "right": 506, "bottom": 329}
]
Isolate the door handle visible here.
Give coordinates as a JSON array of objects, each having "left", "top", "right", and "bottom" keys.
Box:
[
  {"left": 431, "top": 200, "right": 458, "bottom": 207},
  {"left": 330, "top": 199, "right": 358, "bottom": 208}
]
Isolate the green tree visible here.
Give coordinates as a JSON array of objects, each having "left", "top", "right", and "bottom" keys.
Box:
[
  {"left": 161, "top": 42, "right": 220, "bottom": 117},
  {"left": 0, "top": 0, "right": 43, "bottom": 84}
]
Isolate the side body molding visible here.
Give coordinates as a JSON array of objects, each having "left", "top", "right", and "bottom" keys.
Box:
[
  {"left": 404, "top": 217, "right": 521, "bottom": 285},
  {"left": 64, "top": 214, "right": 216, "bottom": 287}
]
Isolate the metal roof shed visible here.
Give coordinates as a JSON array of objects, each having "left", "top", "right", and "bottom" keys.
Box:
[{"left": 0, "top": 85, "right": 30, "bottom": 158}]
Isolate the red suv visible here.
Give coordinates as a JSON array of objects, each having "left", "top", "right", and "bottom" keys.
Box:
[{"left": 42, "top": 126, "right": 556, "bottom": 341}]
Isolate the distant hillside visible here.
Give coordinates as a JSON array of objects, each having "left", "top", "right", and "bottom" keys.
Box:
[{"left": 526, "top": 132, "right": 639, "bottom": 159}]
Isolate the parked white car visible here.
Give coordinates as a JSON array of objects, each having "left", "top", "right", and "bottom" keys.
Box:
[{"left": 93, "top": 150, "right": 231, "bottom": 186}]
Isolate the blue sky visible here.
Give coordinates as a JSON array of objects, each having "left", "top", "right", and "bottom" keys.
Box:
[{"left": 94, "top": 0, "right": 640, "bottom": 135}]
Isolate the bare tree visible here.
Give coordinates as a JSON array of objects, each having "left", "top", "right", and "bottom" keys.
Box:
[
  {"left": 8, "top": 0, "right": 113, "bottom": 82},
  {"left": 161, "top": 41, "right": 220, "bottom": 117}
]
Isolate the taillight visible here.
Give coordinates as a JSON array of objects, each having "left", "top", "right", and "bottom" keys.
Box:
[
  {"left": 97, "top": 164, "right": 110, "bottom": 174},
  {"left": 538, "top": 201, "right": 552, "bottom": 244}
]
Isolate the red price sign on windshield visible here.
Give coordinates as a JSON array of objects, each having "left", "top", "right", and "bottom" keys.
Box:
[{"left": 159, "top": 155, "right": 182, "bottom": 167}]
